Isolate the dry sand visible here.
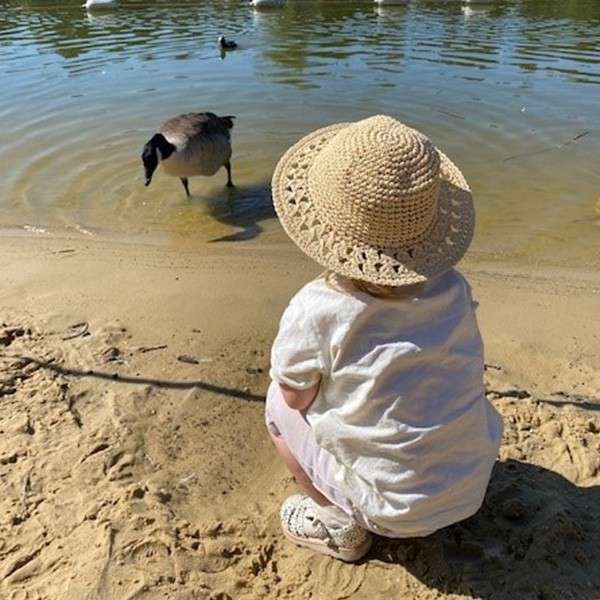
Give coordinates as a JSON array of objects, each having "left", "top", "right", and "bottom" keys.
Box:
[{"left": 1, "top": 234, "right": 599, "bottom": 600}]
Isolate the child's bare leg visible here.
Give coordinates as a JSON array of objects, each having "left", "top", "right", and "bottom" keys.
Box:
[{"left": 269, "top": 430, "right": 331, "bottom": 506}]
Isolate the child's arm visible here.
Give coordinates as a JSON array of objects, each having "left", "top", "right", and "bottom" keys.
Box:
[
  {"left": 279, "top": 381, "right": 320, "bottom": 411},
  {"left": 270, "top": 292, "right": 324, "bottom": 411}
]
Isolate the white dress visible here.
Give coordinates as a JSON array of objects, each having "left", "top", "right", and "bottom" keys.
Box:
[{"left": 270, "top": 269, "right": 503, "bottom": 537}]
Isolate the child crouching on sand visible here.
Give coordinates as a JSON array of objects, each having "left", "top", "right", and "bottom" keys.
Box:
[{"left": 265, "top": 115, "right": 503, "bottom": 561}]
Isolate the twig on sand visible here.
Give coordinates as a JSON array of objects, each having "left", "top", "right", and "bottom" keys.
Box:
[
  {"left": 20, "top": 470, "right": 31, "bottom": 507},
  {"left": 484, "top": 363, "right": 502, "bottom": 371},
  {"left": 138, "top": 344, "right": 168, "bottom": 353},
  {"left": 178, "top": 354, "right": 199, "bottom": 365},
  {"left": 487, "top": 387, "right": 531, "bottom": 400},
  {"left": 62, "top": 322, "right": 89, "bottom": 340}
]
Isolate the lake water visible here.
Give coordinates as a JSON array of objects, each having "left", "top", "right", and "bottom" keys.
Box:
[{"left": 1, "top": 0, "right": 599, "bottom": 266}]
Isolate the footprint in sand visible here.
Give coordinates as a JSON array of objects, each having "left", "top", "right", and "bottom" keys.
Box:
[
  {"left": 310, "top": 557, "right": 367, "bottom": 599},
  {"left": 104, "top": 451, "right": 135, "bottom": 481},
  {"left": 121, "top": 539, "right": 174, "bottom": 577}
]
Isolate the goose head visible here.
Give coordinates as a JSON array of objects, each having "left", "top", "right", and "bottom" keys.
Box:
[{"left": 141, "top": 133, "right": 175, "bottom": 186}]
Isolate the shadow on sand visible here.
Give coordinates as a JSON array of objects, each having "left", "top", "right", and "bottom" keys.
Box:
[
  {"left": 370, "top": 459, "right": 600, "bottom": 599},
  {"left": 10, "top": 355, "right": 265, "bottom": 403}
]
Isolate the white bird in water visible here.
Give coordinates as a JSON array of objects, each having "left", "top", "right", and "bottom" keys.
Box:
[
  {"left": 462, "top": 6, "right": 488, "bottom": 17},
  {"left": 141, "top": 112, "right": 235, "bottom": 197},
  {"left": 251, "top": 0, "right": 286, "bottom": 8},
  {"left": 83, "top": 0, "right": 117, "bottom": 10}
]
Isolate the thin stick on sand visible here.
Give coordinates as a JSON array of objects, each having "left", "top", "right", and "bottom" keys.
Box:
[{"left": 138, "top": 344, "right": 168, "bottom": 353}]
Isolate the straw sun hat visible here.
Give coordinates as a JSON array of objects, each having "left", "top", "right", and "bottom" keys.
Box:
[{"left": 272, "top": 115, "right": 474, "bottom": 286}]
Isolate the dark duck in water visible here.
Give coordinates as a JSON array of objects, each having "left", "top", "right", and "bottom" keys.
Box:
[{"left": 218, "top": 36, "right": 238, "bottom": 50}]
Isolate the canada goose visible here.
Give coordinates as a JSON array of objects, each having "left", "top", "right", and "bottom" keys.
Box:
[
  {"left": 83, "top": 0, "right": 117, "bottom": 9},
  {"left": 374, "top": 0, "right": 407, "bottom": 5},
  {"left": 251, "top": 0, "right": 286, "bottom": 8},
  {"left": 218, "top": 36, "right": 238, "bottom": 50},
  {"left": 141, "top": 112, "right": 235, "bottom": 197}
]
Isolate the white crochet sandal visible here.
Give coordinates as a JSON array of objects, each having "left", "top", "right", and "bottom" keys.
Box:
[{"left": 280, "top": 494, "right": 372, "bottom": 562}]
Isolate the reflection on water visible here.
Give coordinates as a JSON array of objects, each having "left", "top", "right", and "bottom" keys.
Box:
[{"left": 1, "top": 0, "right": 599, "bottom": 266}]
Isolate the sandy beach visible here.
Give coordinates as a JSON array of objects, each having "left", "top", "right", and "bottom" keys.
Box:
[
  {"left": 1, "top": 233, "right": 599, "bottom": 600},
  {"left": 2, "top": 0, "right": 600, "bottom": 597}
]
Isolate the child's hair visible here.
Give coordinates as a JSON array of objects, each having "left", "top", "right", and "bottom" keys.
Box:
[{"left": 322, "top": 270, "right": 424, "bottom": 300}]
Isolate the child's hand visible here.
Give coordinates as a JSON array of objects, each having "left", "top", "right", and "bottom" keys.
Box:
[{"left": 279, "top": 381, "right": 320, "bottom": 411}]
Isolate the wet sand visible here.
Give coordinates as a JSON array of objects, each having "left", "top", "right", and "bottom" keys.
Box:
[{"left": 1, "top": 234, "right": 599, "bottom": 600}]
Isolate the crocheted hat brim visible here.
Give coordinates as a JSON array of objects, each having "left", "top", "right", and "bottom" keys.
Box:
[{"left": 272, "top": 122, "right": 475, "bottom": 286}]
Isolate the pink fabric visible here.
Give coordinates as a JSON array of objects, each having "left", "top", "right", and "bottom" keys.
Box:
[{"left": 265, "top": 382, "right": 358, "bottom": 518}]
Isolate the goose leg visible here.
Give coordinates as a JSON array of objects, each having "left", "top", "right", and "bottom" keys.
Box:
[
  {"left": 180, "top": 177, "right": 190, "bottom": 197},
  {"left": 225, "top": 161, "right": 234, "bottom": 188}
]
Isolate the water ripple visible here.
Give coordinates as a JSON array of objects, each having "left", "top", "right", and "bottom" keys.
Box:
[{"left": 0, "top": 0, "right": 599, "bottom": 264}]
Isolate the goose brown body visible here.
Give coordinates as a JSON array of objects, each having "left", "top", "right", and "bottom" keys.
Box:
[{"left": 159, "top": 112, "right": 234, "bottom": 179}]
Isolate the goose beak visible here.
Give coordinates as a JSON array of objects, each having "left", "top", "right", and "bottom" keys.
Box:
[{"left": 144, "top": 177, "right": 152, "bottom": 186}]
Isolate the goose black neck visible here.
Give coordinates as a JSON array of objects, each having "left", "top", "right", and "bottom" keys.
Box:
[{"left": 151, "top": 133, "right": 175, "bottom": 160}]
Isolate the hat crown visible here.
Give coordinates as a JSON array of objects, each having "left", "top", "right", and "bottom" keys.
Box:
[{"left": 308, "top": 115, "right": 441, "bottom": 247}]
